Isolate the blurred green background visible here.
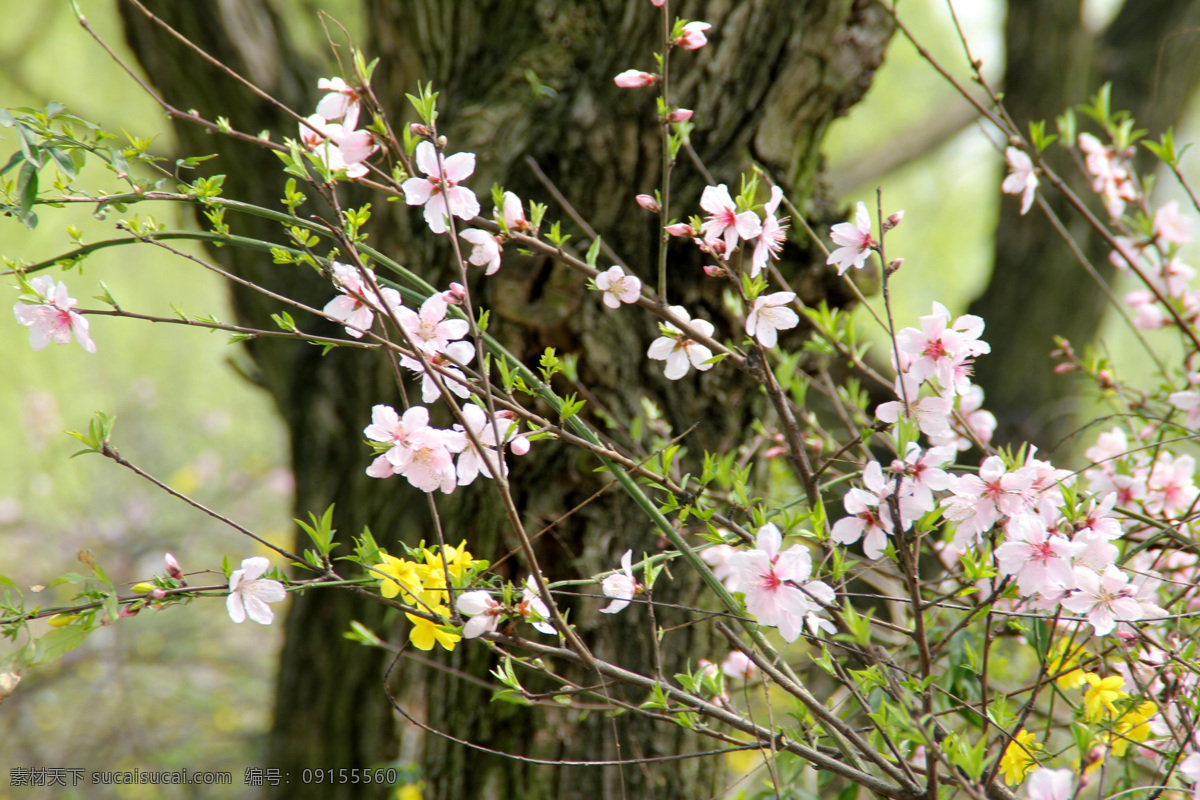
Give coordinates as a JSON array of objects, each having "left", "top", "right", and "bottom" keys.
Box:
[{"left": 0, "top": 0, "right": 1184, "bottom": 797}]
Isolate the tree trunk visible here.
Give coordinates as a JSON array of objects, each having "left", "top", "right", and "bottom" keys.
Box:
[
  {"left": 969, "top": 0, "right": 1200, "bottom": 453},
  {"left": 121, "top": 1, "right": 893, "bottom": 798}
]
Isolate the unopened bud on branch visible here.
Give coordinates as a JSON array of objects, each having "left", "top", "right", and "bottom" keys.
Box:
[{"left": 635, "top": 194, "right": 661, "bottom": 213}]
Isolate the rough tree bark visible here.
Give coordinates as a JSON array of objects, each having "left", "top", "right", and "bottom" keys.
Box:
[
  {"left": 968, "top": 0, "right": 1200, "bottom": 453},
  {"left": 120, "top": 1, "right": 892, "bottom": 798}
]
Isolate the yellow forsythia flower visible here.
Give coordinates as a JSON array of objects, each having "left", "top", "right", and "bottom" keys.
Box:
[
  {"left": 375, "top": 554, "right": 423, "bottom": 602},
  {"left": 1000, "top": 729, "right": 1041, "bottom": 786},
  {"left": 1047, "top": 639, "right": 1088, "bottom": 689},
  {"left": 406, "top": 609, "right": 461, "bottom": 652},
  {"left": 1106, "top": 701, "right": 1157, "bottom": 757},
  {"left": 422, "top": 540, "right": 477, "bottom": 583},
  {"left": 1083, "top": 674, "right": 1128, "bottom": 722}
]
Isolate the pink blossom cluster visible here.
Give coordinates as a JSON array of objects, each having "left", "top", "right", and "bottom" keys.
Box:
[
  {"left": 456, "top": 576, "right": 555, "bottom": 639},
  {"left": 322, "top": 269, "right": 479, "bottom": 405},
  {"left": 707, "top": 523, "right": 835, "bottom": 642},
  {"left": 13, "top": 275, "right": 96, "bottom": 353},
  {"left": 300, "top": 77, "right": 378, "bottom": 179},
  {"left": 876, "top": 301, "right": 996, "bottom": 451},
  {"left": 396, "top": 293, "right": 476, "bottom": 403},
  {"left": 1108, "top": 202, "right": 1197, "bottom": 331},
  {"left": 950, "top": 443, "right": 1173, "bottom": 636},
  {"left": 363, "top": 402, "right": 529, "bottom": 494},
  {"left": 831, "top": 447, "right": 953, "bottom": 560},
  {"left": 322, "top": 261, "right": 401, "bottom": 339},
  {"left": 1079, "top": 133, "right": 1137, "bottom": 218},
  {"left": 1085, "top": 426, "right": 1200, "bottom": 524},
  {"left": 667, "top": 184, "right": 791, "bottom": 279},
  {"left": 458, "top": 191, "right": 531, "bottom": 276}
]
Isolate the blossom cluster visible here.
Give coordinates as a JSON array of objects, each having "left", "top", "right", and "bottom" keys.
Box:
[
  {"left": 456, "top": 577, "right": 556, "bottom": 640},
  {"left": 701, "top": 524, "right": 835, "bottom": 642},
  {"left": 300, "top": 77, "right": 378, "bottom": 178},
  {"left": 373, "top": 541, "right": 489, "bottom": 651},
  {"left": 871, "top": 300, "right": 996, "bottom": 453},
  {"left": 1111, "top": 199, "right": 1196, "bottom": 331},
  {"left": 666, "top": 183, "right": 792, "bottom": 280},
  {"left": 364, "top": 402, "right": 529, "bottom": 494}
]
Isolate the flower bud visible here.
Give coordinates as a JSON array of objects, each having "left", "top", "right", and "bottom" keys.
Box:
[
  {"left": 703, "top": 265, "right": 724, "bottom": 277},
  {"left": 884, "top": 210, "right": 905, "bottom": 231},
  {"left": 164, "top": 553, "right": 184, "bottom": 580},
  {"left": 119, "top": 604, "right": 142, "bottom": 618},
  {"left": 635, "top": 194, "right": 661, "bottom": 213},
  {"left": 131, "top": 582, "right": 155, "bottom": 595},
  {"left": 613, "top": 70, "right": 657, "bottom": 89},
  {"left": 409, "top": 123, "right": 430, "bottom": 138},
  {"left": 436, "top": 135, "right": 448, "bottom": 149},
  {"left": 665, "top": 108, "right": 693, "bottom": 123},
  {"left": 441, "top": 282, "right": 467, "bottom": 305},
  {"left": 149, "top": 588, "right": 167, "bottom": 600},
  {"left": 887, "top": 257, "right": 904, "bottom": 273},
  {"left": 663, "top": 222, "right": 695, "bottom": 237},
  {"left": 674, "top": 22, "right": 712, "bottom": 51}
]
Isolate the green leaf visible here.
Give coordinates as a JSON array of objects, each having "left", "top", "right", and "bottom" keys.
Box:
[
  {"left": 111, "top": 149, "right": 130, "bottom": 178},
  {"left": 31, "top": 626, "right": 89, "bottom": 666},
  {"left": 0, "top": 149, "right": 24, "bottom": 177},
  {"left": 16, "top": 161, "right": 38, "bottom": 229},
  {"left": 47, "top": 147, "right": 77, "bottom": 178},
  {"left": 585, "top": 236, "right": 602, "bottom": 268}
]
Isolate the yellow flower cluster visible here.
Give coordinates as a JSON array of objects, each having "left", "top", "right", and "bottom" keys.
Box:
[
  {"left": 1000, "top": 729, "right": 1041, "bottom": 785},
  {"left": 372, "top": 541, "right": 482, "bottom": 652},
  {"left": 1001, "top": 656, "right": 1162, "bottom": 788},
  {"left": 1079, "top": 673, "right": 1157, "bottom": 764},
  {"left": 1047, "top": 639, "right": 1088, "bottom": 689}
]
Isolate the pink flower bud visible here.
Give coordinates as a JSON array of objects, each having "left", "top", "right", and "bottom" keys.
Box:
[
  {"left": 409, "top": 123, "right": 430, "bottom": 138},
  {"left": 665, "top": 108, "right": 693, "bottom": 123},
  {"left": 1053, "top": 363, "right": 1077, "bottom": 374},
  {"left": 436, "top": 135, "right": 448, "bottom": 148},
  {"left": 886, "top": 210, "right": 905, "bottom": 229},
  {"left": 119, "top": 604, "right": 142, "bottom": 618},
  {"left": 703, "top": 265, "right": 724, "bottom": 277},
  {"left": 635, "top": 194, "right": 661, "bottom": 213},
  {"left": 674, "top": 22, "right": 712, "bottom": 50},
  {"left": 664, "top": 222, "right": 695, "bottom": 237},
  {"left": 164, "top": 553, "right": 184, "bottom": 580},
  {"left": 613, "top": 70, "right": 657, "bottom": 89},
  {"left": 650, "top": 0, "right": 665, "bottom": 6},
  {"left": 441, "top": 282, "right": 467, "bottom": 305},
  {"left": 149, "top": 588, "right": 167, "bottom": 600}
]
